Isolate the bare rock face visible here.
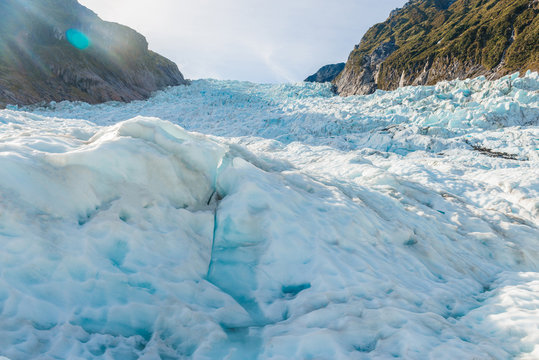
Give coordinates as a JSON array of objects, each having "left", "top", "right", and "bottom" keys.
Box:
[
  {"left": 0, "top": 0, "right": 188, "bottom": 108},
  {"left": 305, "top": 63, "right": 345, "bottom": 83},
  {"left": 336, "top": 41, "right": 398, "bottom": 96},
  {"left": 335, "top": 0, "right": 539, "bottom": 96}
]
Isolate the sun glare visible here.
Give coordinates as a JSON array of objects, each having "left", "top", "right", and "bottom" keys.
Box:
[{"left": 66, "top": 29, "right": 91, "bottom": 50}]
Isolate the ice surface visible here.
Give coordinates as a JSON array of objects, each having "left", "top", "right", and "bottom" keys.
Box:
[{"left": 0, "top": 72, "right": 538, "bottom": 359}]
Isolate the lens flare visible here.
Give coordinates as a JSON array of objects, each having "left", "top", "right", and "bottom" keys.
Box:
[{"left": 66, "top": 29, "right": 90, "bottom": 50}]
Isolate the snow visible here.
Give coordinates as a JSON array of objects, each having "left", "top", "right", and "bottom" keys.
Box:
[{"left": 0, "top": 72, "right": 538, "bottom": 359}]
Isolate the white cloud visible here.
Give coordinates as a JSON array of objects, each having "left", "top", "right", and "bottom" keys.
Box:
[{"left": 79, "top": 0, "right": 407, "bottom": 82}]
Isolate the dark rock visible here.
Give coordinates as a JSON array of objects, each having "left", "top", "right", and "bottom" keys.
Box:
[
  {"left": 0, "top": 0, "right": 188, "bottom": 108},
  {"left": 336, "top": 41, "right": 397, "bottom": 95},
  {"left": 305, "top": 63, "right": 345, "bottom": 83},
  {"left": 335, "top": 0, "right": 539, "bottom": 96}
]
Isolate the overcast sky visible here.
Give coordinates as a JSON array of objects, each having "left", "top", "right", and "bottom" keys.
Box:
[{"left": 79, "top": 0, "right": 407, "bottom": 83}]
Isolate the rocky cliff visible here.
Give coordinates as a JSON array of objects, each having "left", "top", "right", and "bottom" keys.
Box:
[
  {"left": 335, "top": 0, "right": 539, "bottom": 96},
  {"left": 0, "top": 0, "right": 187, "bottom": 108},
  {"left": 305, "top": 63, "right": 345, "bottom": 83}
]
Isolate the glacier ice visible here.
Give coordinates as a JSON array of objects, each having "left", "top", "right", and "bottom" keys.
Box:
[{"left": 0, "top": 72, "right": 538, "bottom": 359}]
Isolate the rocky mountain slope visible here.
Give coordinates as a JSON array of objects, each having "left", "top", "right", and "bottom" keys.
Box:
[
  {"left": 0, "top": 0, "right": 187, "bottom": 108},
  {"left": 304, "top": 63, "right": 345, "bottom": 83},
  {"left": 335, "top": 0, "right": 539, "bottom": 96}
]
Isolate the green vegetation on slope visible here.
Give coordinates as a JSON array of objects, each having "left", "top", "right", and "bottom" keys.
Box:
[{"left": 337, "top": 0, "right": 539, "bottom": 94}]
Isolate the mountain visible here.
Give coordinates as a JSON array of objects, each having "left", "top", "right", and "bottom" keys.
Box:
[
  {"left": 304, "top": 63, "right": 345, "bottom": 83},
  {"left": 0, "top": 0, "right": 187, "bottom": 108},
  {"left": 335, "top": 0, "right": 539, "bottom": 96}
]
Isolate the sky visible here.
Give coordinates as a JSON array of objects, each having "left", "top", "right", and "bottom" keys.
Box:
[{"left": 79, "top": 0, "right": 407, "bottom": 83}]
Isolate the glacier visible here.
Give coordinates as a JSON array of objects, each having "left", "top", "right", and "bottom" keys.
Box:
[{"left": 0, "top": 72, "right": 538, "bottom": 359}]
